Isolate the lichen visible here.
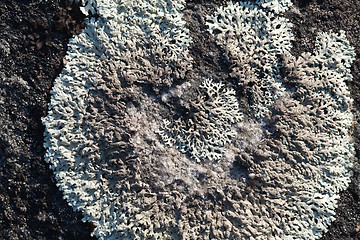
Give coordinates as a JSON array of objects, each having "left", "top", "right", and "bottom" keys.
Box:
[
  {"left": 43, "top": 0, "right": 356, "bottom": 239},
  {"left": 207, "top": 2, "right": 355, "bottom": 239},
  {"left": 158, "top": 79, "right": 243, "bottom": 162},
  {"left": 206, "top": 0, "right": 294, "bottom": 119}
]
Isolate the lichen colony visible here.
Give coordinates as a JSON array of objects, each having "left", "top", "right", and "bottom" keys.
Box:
[{"left": 43, "top": 0, "right": 356, "bottom": 239}]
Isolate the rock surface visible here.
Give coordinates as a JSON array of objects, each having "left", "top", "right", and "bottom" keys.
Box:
[{"left": 0, "top": 0, "right": 359, "bottom": 239}]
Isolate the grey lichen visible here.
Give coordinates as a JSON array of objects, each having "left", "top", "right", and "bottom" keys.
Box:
[
  {"left": 42, "top": 0, "right": 356, "bottom": 239},
  {"left": 206, "top": 0, "right": 294, "bottom": 119},
  {"left": 206, "top": 1, "right": 355, "bottom": 238},
  {"left": 158, "top": 79, "right": 243, "bottom": 162}
]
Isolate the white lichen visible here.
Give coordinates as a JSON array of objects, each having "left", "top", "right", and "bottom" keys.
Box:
[
  {"left": 158, "top": 79, "right": 243, "bottom": 162},
  {"left": 43, "top": 0, "right": 192, "bottom": 239},
  {"left": 206, "top": 0, "right": 294, "bottom": 118},
  {"left": 43, "top": 0, "right": 356, "bottom": 239},
  {"left": 206, "top": 2, "right": 355, "bottom": 239}
]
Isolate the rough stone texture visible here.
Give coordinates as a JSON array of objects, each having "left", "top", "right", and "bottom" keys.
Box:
[
  {"left": 0, "top": 1, "right": 95, "bottom": 239},
  {"left": 1, "top": 0, "right": 360, "bottom": 239}
]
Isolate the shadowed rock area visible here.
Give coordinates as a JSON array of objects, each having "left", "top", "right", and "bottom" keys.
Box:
[{"left": 0, "top": 0, "right": 95, "bottom": 239}]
